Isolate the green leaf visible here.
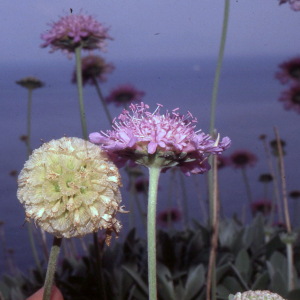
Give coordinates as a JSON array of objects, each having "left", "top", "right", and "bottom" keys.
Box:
[
  {"left": 216, "top": 284, "right": 231, "bottom": 299},
  {"left": 183, "top": 264, "right": 205, "bottom": 300},
  {"left": 243, "top": 214, "right": 265, "bottom": 251},
  {"left": 234, "top": 249, "right": 251, "bottom": 282},
  {"left": 0, "top": 281, "right": 10, "bottom": 300},
  {"left": 287, "top": 289, "right": 300, "bottom": 300},
  {"left": 251, "top": 271, "right": 269, "bottom": 290},
  {"left": 270, "top": 270, "right": 287, "bottom": 298},
  {"left": 122, "top": 265, "right": 148, "bottom": 296},
  {"left": 157, "top": 263, "right": 176, "bottom": 300},
  {"left": 216, "top": 263, "right": 231, "bottom": 282},
  {"left": 269, "top": 251, "right": 287, "bottom": 281},
  {"left": 221, "top": 276, "right": 244, "bottom": 294}
]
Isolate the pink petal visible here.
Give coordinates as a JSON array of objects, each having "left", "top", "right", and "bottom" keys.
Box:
[{"left": 148, "top": 141, "right": 157, "bottom": 154}]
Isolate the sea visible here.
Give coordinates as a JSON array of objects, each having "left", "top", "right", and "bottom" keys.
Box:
[{"left": 1, "top": 55, "right": 299, "bottom": 276}]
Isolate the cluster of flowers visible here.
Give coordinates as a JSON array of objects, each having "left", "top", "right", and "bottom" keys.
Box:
[
  {"left": 279, "top": 0, "right": 300, "bottom": 11},
  {"left": 41, "top": 13, "right": 145, "bottom": 107},
  {"left": 90, "top": 102, "right": 231, "bottom": 175},
  {"left": 276, "top": 57, "right": 300, "bottom": 114}
]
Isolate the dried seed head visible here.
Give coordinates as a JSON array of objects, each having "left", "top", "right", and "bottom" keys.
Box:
[
  {"left": 229, "top": 290, "right": 286, "bottom": 300},
  {"left": 17, "top": 137, "right": 124, "bottom": 243}
]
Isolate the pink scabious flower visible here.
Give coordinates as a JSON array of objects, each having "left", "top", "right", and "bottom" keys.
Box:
[
  {"left": 229, "top": 149, "right": 258, "bottom": 169},
  {"left": 251, "top": 199, "right": 273, "bottom": 216},
  {"left": 41, "top": 14, "right": 112, "bottom": 54},
  {"left": 72, "top": 55, "right": 115, "bottom": 85},
  {"left": 279, "top": 0, "right": 300, "bottom": 11},
  {"left": 157, "top": 208, "right": 182, "bottom": 227},
  {"left": 276, "top": 57, "right": 300, "bottom": 84},
  {"left": 89, "top": 103, "right": 231, "bottom": 176},
  {"left": 279, "top": 84, "right": 300, "bottom": 114},
  {"left": 105, "top": 84, "right": 145, "bottom": 107}
]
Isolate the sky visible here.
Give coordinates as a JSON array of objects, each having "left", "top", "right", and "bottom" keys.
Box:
[{"left": 1, "top": 0, "right": 300, "bottom": 65}]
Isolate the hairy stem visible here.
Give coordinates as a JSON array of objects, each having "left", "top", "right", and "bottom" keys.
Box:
[
  {"left": 208, "top": 0, "right": 230, "bottom": 228},
  {"left": 147, "top": 166, "right": 161, "bottom": 300},
  {"left": 75, "top": 46, "right": 88, "bottom": 140},
  {"left": 92, "top": 76, "right": 113, "bottom": 124},
  {"left": 42, "top": 237, "right": 62, "bottom": 300}
]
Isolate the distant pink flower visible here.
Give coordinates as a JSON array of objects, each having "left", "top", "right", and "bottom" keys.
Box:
[
  {"left": 276, "top": 57, "right": 300, "bottom": 84},
  {"left": 105, "top": 84, "right": 145, "bottom": 107},
  {"left": 90, "top": 103, "right": 231, "bottom": 176},
  {"left": 229, "top": 149, "right": 258, "bottom": 169},
  {"left": 157, "top": 208, "right": 182, "bottom": 227},
  {"left": 41, "top": 14, "right": 112, "bottom": 54},
  {"left": 134, "top": 177, "right": 149, "bottom": 193},
  {"left": 217, "top": 155, "right": 230, "bottom": 169},
  {"left": 279, "top": 84, "right": 300, "bottom": 114},
  {"left": 72, "top": 55, "right": 114, "bottom": 85},
  {"left": 251, "top": 199, "right": 273, "bottom": 216},
  {"left": 279, "top": 0, "right": 300, "bottom": 10}
]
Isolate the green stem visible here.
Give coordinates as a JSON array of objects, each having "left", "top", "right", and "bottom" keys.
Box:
[
  {"left": 286, "top": 243, "right": 294, "bottom": 291},
  {"left": 26, "top": 89, "right": 42, "bottom": 272},
  {"left": 27, "top": 88, "right": 32, "bottom": 157},
  {"left": 92, "top": 77, "right": 113, "bottom": 124},
  {"left": 241, "top": 167, "right": 253, "bottom": 206},
  {"left": 208, "top": 0, "right": 230, "bottom": 228},
  {"left": 93, "top": 232, "right": 107, "bottom": 300},
  {"left": 209, "top": 0, "right": 230, "bottom": 137},
  {"left": 147, "top": 166, "right": 161, "bottom": 300},
  {"left": 178, "top": 171, "right": 189, "bottom": 229},
  {"left": 75, "top": 46, "right": 88, "bottom": 140},
  {"left": 167, "top": 170, "right": 176, "bottom": 230},
  {"left": 43, "top": 237, "right": 62, "bottom": 300}
]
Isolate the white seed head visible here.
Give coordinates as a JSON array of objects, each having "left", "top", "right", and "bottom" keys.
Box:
[
  {"left": 229, "top": 290, "right": 286, "bottom": 300},
  {"left": 17, "top": 137, "right": 123, "bottom": 243}
]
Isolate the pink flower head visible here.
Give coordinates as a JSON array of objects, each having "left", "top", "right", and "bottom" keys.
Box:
[
  {"left": 157, "top": 208, "right": 182, "bottom": 227},
  {"left": 41, "top": 14, "right": 112, "bottom": 54},
  {"left": 105, "top": 84, "right": 145, "bottom": 107},
  {"left": 276, "top": 57, "right": 300, "bottom": 84},
  {"left": 72, "top": 55, "right": 114, "bottom": 85},
  {"left": 251, "top": 199, "right": 273, "bottom": 216},
  {"left": 279, "top": 84, "right": 300, "bottom": 114},
  {"left": 89, "top": 103, "right": 231, "bottom": 176},
  {"left": 279, "top": 0, "right": 300, "bottom": 10},
  {"left": 229, "top": 149, "right": 258, "bottom": 169},
  {"left": 216, "top": 155, "right": 230, "bottom": 170},
  {"left": 134, "top": 177, "right": 149, "bottom": 193}
]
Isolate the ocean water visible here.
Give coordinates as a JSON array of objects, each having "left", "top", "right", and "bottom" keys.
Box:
[{"left": 1, "top": 55, "right": 299, "bottom": 275}]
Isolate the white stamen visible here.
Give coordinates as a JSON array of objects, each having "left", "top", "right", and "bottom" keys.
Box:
[{"left": 213, "top": 133, "right": 220, "bottom": 147}]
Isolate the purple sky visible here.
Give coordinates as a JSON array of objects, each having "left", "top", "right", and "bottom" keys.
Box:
[{"left": 1, "top": 0, "right": 300, "bottom": 64}]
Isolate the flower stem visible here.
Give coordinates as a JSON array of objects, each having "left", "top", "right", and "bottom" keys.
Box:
[
  {"left": 167, "top": 170, "right": 176, "bottom": 229},
  {"left": 42, "top": 237, "right": 62, "bottom": 300},
  {"left": 241, "top": 167, "right": 253, "bottom": 206},
  {"left": 27, "top": 88, "right": 33, "bottom": 157},
  {"left": 209, "top": 0, "right": 230, "bottom": 136},
  {"left": 274, "top": 126, "right": 291, "bottom": 232},
  {"left": 208, "top": 0, "right": 230, "bottom": 227},
  {"left": 92, "top": 76, "right": 113, "bottom": 124},
  {"left": 147, "top": 166, "right": 161, "bottom": 300},
  {"left": 206, "top": 155, "right": 219, "bottom": 300},
  {"left": 75, "top": 46, "right": 88, "bottom": 140},
  {"left": 260, "top": 137, "right": 283, "bottom": 224},
  {"left": 286, "top": 242, "right": 294, "bottom": 291},
  {"left": 178, "top": 171, "right": 189, "bottom": 229},
  {"left": 26, "top": 88, "right": 42, "bottom": 273}
]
